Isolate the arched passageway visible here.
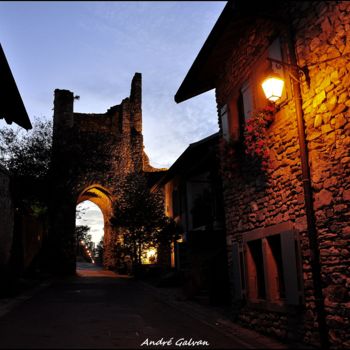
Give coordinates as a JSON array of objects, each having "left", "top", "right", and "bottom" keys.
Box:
[
  {"left": 76, "top": 185, "right": 115, "bottom": 269},
  {"left": 76, "top": 200, "right": 104, "bottom": 264},
  {"left": 49, "top": 73, "right": 160, "bottom": 274}
]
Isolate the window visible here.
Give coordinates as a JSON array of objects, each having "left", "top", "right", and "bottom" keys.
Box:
[
  {"left": 268, "top": 37, "right": 284, "bottom": 78},
  {"left": 220, "top": 104, "right": 230, "bottom": 141},
  {"left": 223, "top": 37, "right": 285, "bottom": 142},
  {"left": 191, "top": 189, "right": 213, "bottom": 229},
  {"left": 231, "top": 222, "right": 302, "bottom": 306},
  {"left": 246, "top": 239, "right": 266, "bottom": 300},
  {"left": 241, "top": 80, "right": 254, "bottom": 120},
  {"left": 265, "top": 235, "right": 286, "bottom": 301}
]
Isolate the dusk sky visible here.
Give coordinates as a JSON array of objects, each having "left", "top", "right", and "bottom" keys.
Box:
[{"left": 0, "top": 1, "right": 226, "bottom": 243}]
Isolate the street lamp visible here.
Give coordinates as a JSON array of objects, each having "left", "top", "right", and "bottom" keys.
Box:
[
  {"left": 261, "top": 57, "right": 310, "bottom": 103},
  {"left": 261, "top": 73, "right": 285, "bottom": 102}
]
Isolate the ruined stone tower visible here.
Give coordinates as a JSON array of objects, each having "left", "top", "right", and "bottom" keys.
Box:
[{"left": 49, "top": 73, "right": 155, "bottom": 273}]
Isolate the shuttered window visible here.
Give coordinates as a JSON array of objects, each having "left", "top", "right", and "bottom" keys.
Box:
[
  {"left": 241, "top": 80, "right": 254, "bottom": 120},
  {"left": 235, "top": 222, "right": 302, "bottom": 306},
  {"left": 221, "top": 37, "right": 286, "bottom": 144},
  {"left": 220, "top": 104, "right": 230, "bottom": 141},
  {"left": 281, "top": 230, "right": 301, "bottom": 305},
  {"left": 232, "top": 242, "right": 243, "bottom": 300}
]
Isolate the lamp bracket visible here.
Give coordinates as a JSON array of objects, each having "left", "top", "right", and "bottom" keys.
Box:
[{"left": 267, "top": 57, "right": 310, "bottom": 87}]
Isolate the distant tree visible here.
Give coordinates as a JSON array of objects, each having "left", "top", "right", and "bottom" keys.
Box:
[
  {"left": 75, "top": 225, "right": 91, "bottom": 245},
  {"left": 110, "top": 173, "right": 179, "bottom": 267},
  {"left": 75, "top": 225, "right": 95, "bottom": 261},
  {"left": 94, "top": 239, "right": 104, "bottom": 264},
  {"left": 0, "top": 118, "right": 52, "bottom": 178}
]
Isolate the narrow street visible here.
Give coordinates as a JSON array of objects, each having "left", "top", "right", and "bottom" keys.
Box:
[
  {"left": 0, "top": 264, "right": 274, "bottom": 349},
  {"left": 0, "top": 263, "right": 286, "bottom": 349}
]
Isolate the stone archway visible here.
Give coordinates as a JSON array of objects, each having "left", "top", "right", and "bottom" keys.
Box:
[
  {"left": 77, "top": 185, "right": 115, "bottom": 268},
  {"left": 49, "top": 73, "right": 160, "bottom": 274}
]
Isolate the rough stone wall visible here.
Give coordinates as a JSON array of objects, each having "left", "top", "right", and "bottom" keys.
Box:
[
  {"left": 0, "top": 165, "right": 14, "bottom": 268},
  {"left": 291, "top": 2, "right": 350, "bottom": 347},
  {"left": 50, "top": 73, "right": 156, "bottom": 273},
  {"left": 215, "top": 1, "right": 350, "bottom": 347}
]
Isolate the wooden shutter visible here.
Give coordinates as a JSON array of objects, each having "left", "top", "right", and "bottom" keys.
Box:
[
  {"left": 220, "top": 104, "right": 230, "bottom": 141},
  {"left": 232, "top": 242, "right": 243, "bottom": 300},
  {"left": 241, "top": 81, "right": 254, "bottom": 120},
  {"left": 281, "top": 230, "right": 300, "bottom": 305}
]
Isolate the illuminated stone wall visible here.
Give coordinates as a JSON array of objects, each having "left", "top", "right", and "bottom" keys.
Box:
[
  {"left": 292, "top": 2, "right": 350, "bottom": 347},
  {"left": 216, "top": 1, "right": 350, "bottom": 347}
]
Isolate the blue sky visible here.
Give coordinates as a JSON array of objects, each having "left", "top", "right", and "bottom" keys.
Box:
[
  {"left": 0, "top": 1, "right": 225, "bottom": 167},
  {"left": 0, "top": 1, "right": 226, "bottom": 242}
]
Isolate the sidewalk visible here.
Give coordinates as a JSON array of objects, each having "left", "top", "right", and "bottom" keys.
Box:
[{"left": 138, "top": 282, "right": 313, "bottom": 350}]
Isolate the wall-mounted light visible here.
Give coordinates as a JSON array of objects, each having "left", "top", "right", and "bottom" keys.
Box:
[
  {"left": 262, "top": 57, "right": 310, "bottom": 103},
  {"left": 261, "top": 74, "right": 285, "bottom": 102}
]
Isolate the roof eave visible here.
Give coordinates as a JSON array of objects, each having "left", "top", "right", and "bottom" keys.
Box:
[
  {"left": 175, "top": 0, "right": 284, "bottom": 104},
  {"left": 0, "top": 44, "right": 32, "bottom": 130}
]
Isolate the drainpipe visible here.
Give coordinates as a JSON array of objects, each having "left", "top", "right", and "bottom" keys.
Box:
[{"left": 286, "top": 26, "right": 329, "bottom": 349}]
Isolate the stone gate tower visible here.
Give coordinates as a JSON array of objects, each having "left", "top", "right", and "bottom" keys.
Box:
[{"left": 49, "top": 73, "right": 157, "bottom": 274}]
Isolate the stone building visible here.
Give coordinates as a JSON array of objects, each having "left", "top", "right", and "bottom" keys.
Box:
[
  {"left": 154, "top": 133, "right": 229, "bottom": 305},
  {"left": 50, "top": 73, "right": 162, "bottom": 274},
  {"left": 175, "top": 1, "right": 350, "bottom": 348}
]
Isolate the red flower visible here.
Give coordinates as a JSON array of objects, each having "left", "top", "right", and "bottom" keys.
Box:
[
  {"left": 257, "top": 140, "right": 265, "bottom": 147},
  {"left": 246, "top": 125, "right": 253, "bottom": 133},
  {"left": 243, "top": 106, "right": 275, "bottom": 171}
]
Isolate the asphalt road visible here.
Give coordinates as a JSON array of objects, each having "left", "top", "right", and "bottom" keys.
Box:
[{"left": 0, "top": 263, "right": 258, "bottom": 349}]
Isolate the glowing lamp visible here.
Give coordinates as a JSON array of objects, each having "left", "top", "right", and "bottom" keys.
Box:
[
  {"left": 147, "top": 248, "right": 156, "bottom": 260},
  {"left": 262, "top": 75, "right": 285, "bottom": 102}
]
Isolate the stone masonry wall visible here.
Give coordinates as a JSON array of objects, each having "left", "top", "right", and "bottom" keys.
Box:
[
  {"left": 50, "top": 73, "right": 157, "bottom": 274},
  {"left": 215, "top": 1, "right": 350, "bottom": 347},
  {"left": 291, "top": 2, "right": 350, "bottom": 347}
]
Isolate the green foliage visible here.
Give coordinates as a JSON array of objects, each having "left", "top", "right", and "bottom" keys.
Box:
[
  {"left": 95, "top": 239, "right": 104, "bottom": 263},
  {"left": 111, "top": 173, "right": 179, "bottom": 265},
  {"left": 75, "top": 225, "right": 93, "bottom": 249},
  {"left": 0, "top": 118, "right": 52, "bottom": 178},
  {"left": 75, "top": 225, "right": 96, "bottom": 262},
  {"left": 25, "top": 199, "right": 48, "bottom": 218}
]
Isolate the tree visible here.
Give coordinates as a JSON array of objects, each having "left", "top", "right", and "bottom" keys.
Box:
[
  {"left": 94, "top": 239, "right": 104, "bottom": 265},
  {"left": 0, "top": 118, "right": 52, "bottom": 178},
  {"left": 110, "top": 173, "right": 179, "bottom": 267},
  {"left": 75, "top": 225, "right": 95, "bottom": 262},
  {"left": 75, "top": 225, "right": 92, "bottom": 246},
  {"left": 0, "top": 118, "right": 53, "bottom": 218}
]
